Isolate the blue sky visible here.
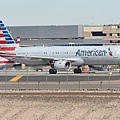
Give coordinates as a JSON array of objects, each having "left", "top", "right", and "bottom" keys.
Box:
[{"left": 1, "top": 0, "right": 120, "bottom": 26}]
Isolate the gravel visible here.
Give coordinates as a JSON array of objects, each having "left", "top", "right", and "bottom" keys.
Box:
[{"left": 0, "top": 94, "right": 120, "bottom": 120}]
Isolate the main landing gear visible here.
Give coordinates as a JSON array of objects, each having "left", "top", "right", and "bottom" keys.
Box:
[
  {"left": 49, "top": 69, "right": 57, "bottom": 74},
  {"left": 49, "top": 67, "right": 82, "bottom": 74},
  {"left": 74, "top": 66, "right": 82, "bottom": 74}
]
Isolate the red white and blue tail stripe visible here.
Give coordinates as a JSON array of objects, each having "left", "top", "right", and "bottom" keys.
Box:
[
  {"left": 0, "top": 20, "right": 20, "bottom": 53},
  {"left": 15, "top": 36, "right": 20, "bottom": 45},
  {"left": 0, "top": 20, "right": 15, "bottom": 44},
  {"left": 0, "top": 20, "right": 21, "bottom": 68}
]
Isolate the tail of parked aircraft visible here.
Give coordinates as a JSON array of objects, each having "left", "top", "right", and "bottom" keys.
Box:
[
  {"left": 15, "top": 36, "right": 20, "bottom": 45},
  {"left": 0, "top": 20, "right": 16, "bottom": 44},
  {"left": 0, "top": 20, "right": 21, "bottom": 68},
  {"left": 0, "top": 20, "right": 20, "bottom": 53}
]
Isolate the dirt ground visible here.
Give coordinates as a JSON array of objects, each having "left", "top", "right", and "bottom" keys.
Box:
[{"left": 0, "top": 94, "right": 120, "bottom": 120}]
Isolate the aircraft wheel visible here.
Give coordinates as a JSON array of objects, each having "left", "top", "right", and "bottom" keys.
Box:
[
  {"left": 49, "top": 69, "right": 57, "bottom": 74},
  {"left": 74, "top": 68, "right": 82, "bottom": 73}
]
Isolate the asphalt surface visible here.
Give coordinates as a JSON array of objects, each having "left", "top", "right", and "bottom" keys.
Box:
[
  {"left": 0, "top": 70, "right": 120, "bottom": 90},
  {"left": 0, "top": 75, "right": 120, "bottom": 82},
  {"left": 0, "top": 70, "right": 120, "bottom": 82}
]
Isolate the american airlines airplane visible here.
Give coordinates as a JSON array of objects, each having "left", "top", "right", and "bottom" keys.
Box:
[{"left": 0, "top": 20, "right": 120, "bottom": 74}]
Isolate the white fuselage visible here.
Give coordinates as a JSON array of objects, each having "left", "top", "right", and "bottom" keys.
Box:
[{"left": 14, "top": 46, "right": 120, "bottom": 66}]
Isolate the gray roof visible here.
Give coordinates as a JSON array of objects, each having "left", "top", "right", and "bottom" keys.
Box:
[{"left": 7, "top": 25, "right": 84, "bottom": 39}]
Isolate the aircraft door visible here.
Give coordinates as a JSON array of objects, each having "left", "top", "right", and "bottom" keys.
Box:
[{"left": 49, "top": 50, "right": 53, "bottom": 57}]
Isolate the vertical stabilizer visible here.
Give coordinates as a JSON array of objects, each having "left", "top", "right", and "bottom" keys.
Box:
[{"left": 0, "top": 20, "right": 15, "bottom": 44}]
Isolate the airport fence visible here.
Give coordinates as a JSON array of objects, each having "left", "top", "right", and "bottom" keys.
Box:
[{"left": 0, "top": 70, "right": 120, "bottom": 91}]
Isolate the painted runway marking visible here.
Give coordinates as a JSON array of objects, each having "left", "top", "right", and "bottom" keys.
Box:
[{"left": 10, "top": 75, "right": 23, "bottom": 82}]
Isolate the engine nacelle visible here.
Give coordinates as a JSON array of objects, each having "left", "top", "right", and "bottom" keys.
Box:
[{"left": 53, "top": 60, "right": 71, "bottom": 70}]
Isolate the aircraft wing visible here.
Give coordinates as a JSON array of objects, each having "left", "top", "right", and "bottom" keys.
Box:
[
  {"left": 15, "top": 55, "right": 58, "bottom": 61},
  {"left": 15, "top": 55, "right": 80, "bottom": 62},
  {"left": 0, "top": 54, "right": 82, "bottom": 63}
]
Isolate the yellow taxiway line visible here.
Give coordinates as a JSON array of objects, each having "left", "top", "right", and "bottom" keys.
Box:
[{"left": 10, "top": 75, "right": 23, "bottom": 82}]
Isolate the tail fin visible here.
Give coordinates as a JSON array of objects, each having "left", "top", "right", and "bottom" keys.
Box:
[
  {"left": 15, "top": 36, "right": 20, "bottom": 45},
  {"left": 0, "top": 20, "right": 16, "bottom": 44}
]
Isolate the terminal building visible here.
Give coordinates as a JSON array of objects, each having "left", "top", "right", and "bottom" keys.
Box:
[
  {"left": 7, "top": 23, "right": 120, "bottom": 46},
  {"left": 84, "top": 24, "right": 120, "bottom": 45}
]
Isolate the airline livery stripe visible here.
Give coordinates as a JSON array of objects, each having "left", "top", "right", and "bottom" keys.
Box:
[
  {"left": 0, "top": 61, "right": 15, "bottom": 63},
  {"left": 0, "top": 47, "right": 15, "bottom": 49},
  {"left": 16, "top": 41, "right": 20, "bottom": 44},
  {"left": 0, "top": 54, "right": 16, "bottom": 57},
  {"left": 6, "top": 41, "right": 15, "bottom": 44},
  {"left": 0, "top": 24, "right": 4, "bottom": 27},
  {"left": 0, "top": 34, "right": 4, "bottom": 37},
  {"left": 0, "top": 38, "right": 6, "bottom": 40},
  {"left": 0, "top": 41, "right": 7, "bottom": 44},
  {"left": 1, "top": 28, "right": 6, "bottom": 30},
  {"left": 10, "top": 75, "right": 23, "bottom": 82}
]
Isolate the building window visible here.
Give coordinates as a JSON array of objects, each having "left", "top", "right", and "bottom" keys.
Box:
[
  {"left": 110, "top": 33, "right": 112, "bottom": 36},
  {"left": 91, "top": 32, "right": 106, "bottom": 36},
  {"left": 110, "top": 40, "right": 112, "bottom": 43},
  {"left": 118, "top": 33, "right": 120, "bottom": 36}
]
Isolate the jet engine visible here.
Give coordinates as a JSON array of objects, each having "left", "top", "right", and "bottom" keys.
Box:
[{"left": 53, "top": 60, "right": 71, "bottom": 70}]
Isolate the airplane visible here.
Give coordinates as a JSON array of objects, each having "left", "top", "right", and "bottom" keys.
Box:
[
  {"left": 0, "top": 22, "right": 21, "bottom": 69},
  {"left": 0, "top": 20, "right": 120, "bottom": 74}
]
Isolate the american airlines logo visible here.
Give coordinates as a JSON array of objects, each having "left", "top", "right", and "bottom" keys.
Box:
[
  {"left": 108, "top": 48, "right": 113, "bottom": 56},
  {"left": 76, "top": 49, "right": 107, "bottom": 56}
]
